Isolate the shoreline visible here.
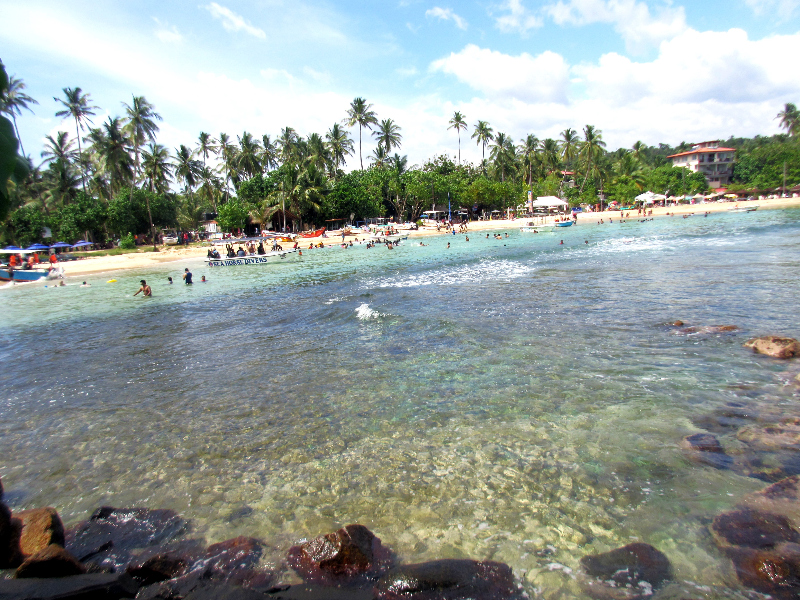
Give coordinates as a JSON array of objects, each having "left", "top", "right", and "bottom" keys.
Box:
[{"left": 50, "top": 196, "right": 799, "bottom": 278}]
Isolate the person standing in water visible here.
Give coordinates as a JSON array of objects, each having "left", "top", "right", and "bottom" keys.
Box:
[
  {"left": 134, "top": 280, "right": 152, "bottom": 297},
  {"left": 183, "top": 268, "right": 193, "bottom": 284}
]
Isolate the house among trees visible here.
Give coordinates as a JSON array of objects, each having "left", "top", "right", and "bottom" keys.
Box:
[{"left": 667, "top": 141, "right": 736, "bottom": 189}]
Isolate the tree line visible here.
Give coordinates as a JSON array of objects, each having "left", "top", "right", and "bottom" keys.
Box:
[{"left": 0, "top": 60, "right": 797, "bottom": 248}]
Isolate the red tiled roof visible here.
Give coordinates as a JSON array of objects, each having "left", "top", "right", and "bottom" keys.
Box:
[{"left": 667, "top": 147, "right": 736, "bottom": 158}]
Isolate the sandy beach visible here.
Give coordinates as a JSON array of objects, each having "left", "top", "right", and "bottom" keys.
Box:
[{"left": 56, "top": 196, "right": 799, "bottom": 278}]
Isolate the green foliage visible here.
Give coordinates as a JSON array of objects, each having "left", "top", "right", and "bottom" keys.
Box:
[
  {"left": 118, "top": 232, "right": 136, "bottom": 249},
  {"left": 54, "top": 191, "right": 107, "bottom": 242},
  {"left": 217, "top": 197, "right": 250, "bottom": 232},
  {"left": 731, "top": 140, "right": 800, "bottom": 189},
  {"left": 645, "top": 165, "right": 708, "bottom": 196},
  {"left": 107, "top": 187, "right": 177, "bottom": 236},
  {"left": 9, "top": 204, "right": 50, "bottom": 247},
  {"left": 0, "top": 61, "right": 30, "bottom": 221},
  {"left": 322, "top": 170, "right": 383, "bottom": 221}
]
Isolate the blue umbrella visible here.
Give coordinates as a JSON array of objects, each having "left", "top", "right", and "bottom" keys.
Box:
[
  {"left": 72, "top": 241, "right": 94, "bottom": 247},
  {"left": 25, "top": 243, "right": 50, "bottom": 251},
  {"left": 50, "top": 241, "right": 71, "bottom": 248}
]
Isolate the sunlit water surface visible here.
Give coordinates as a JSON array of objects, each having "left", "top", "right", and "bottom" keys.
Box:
[{"left": 2, "top": 209, "right": 800, "bottom": 598}]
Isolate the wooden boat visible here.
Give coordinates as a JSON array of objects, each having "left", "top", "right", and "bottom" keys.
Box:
[
  {"left": 728, "top": 205, "right": 759, "bottom": 213},
  {"left": 205, "top": 248, "right": 297, "bottom": 267},
  {"left": 0, "top": 265, "right": 64, "bottom": 283},
  {"left": 298, "top": 228, "right": 326, "bottom": 238}
]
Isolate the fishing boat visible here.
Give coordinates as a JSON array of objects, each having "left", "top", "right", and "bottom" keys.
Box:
[
  {"left": 555, "top": 221, "right": 574, "bottom": 227},
  {"left": 0, "top": 248, "right": 65, "bottom": 283},
  {"left": 728, "top": 205, "right": 759, "bottom": 213},
  {"left": 205, "top": 248, "right": 297, "bottom": 268},
  {"left": 298, "top": 228, "right": 326, "bottom": 238}
]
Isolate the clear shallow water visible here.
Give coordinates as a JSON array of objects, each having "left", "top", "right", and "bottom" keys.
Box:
[{"left": 2, "top": 209, "right": 800, "bottom": 597}]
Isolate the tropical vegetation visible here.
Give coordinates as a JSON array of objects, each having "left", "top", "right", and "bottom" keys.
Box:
[{"left": 1, "top": 61, "right": 798, "bottom": 248}]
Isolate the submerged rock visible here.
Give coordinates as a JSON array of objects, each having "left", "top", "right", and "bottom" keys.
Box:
[
  {"left": 65, "top": 506, "right": 186, "bottom": 572},
  {"left": 711, "top": 507, "right": 800, "bottom": 550},
  {"left": 0, "top": 573, "right": 140, "bottom": 600},
  {"left": 287, "top": 524, "right": 393, "bottom": 586},
  {"left": 680, "top": 433, "right": 732, "bottom": 469},
  {"left": 0, "top": 501, "right": 22, "bottom": 568},
  {"left": 737, "top": 418, "right": 800, "bottom": 452},
  {"left": 677, "top": 325, "right": 739, "bottom": 335},
  {"left": 15, "top": 507, "right": 65, "bottom": 557},
  {"left": 15, "top": 543, "right": 87, "bottom": 578},
  {"left": 374, "top": 559, "right": 516, "bottom": 600},
  {"left": 727, "top": 543, "right": 800, "bottom": 600},
  {"left": 744, "top": 336, "right": 800, "bottom": 359},
  {"left": 578, "top": 543, "right": 672, "bottom": 600}
]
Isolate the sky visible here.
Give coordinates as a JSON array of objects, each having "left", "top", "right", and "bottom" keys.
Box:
[{"left": 2, "top": 0, "right": 800, "bottom": 169}]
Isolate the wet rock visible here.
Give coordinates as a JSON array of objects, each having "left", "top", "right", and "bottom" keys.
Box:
[
  {"left": 744, "top": 336, "right": 800, "bottom": 359},
  {"left": 126, "top": 551, "right": 189, "bottom": 585},
  {"left": 137, "top": 579, "right": 270, "bottom": 600},
  {"left": 732, "top": 452, "right": 794, "bottom": 482},
  {"left": 737, "top": 418, "right": 800, "bottom": 452},
  {"left": 0, "top": 502, "right": 22, "bottom": 569},
  {"left": 0, "top": 573, "right": 140, "bottom": 600},
  {"left": 711, "top": 508, "right": 800, "bottom": 551},
  {"left": 727, "top": 543, "right": 800, "bottom": 600},
  {"left": 739, "top": 475, "right": 800, "bottom": 530},
  {"left": 287, "top": 524, "right": 393, "bottom": 586},
  {"left": 678, "top": 324, "right": 739, "bottom": 335},
  {"left": 15, "top": 544, "right": 87, "bottom": 578},
  {"left": 0, "top": 477, "right": 3, "bottom": 499},
  {"left": 265, "top": 584, "right": 373, "bottom": 600},
  {"left": 672, "top": 321, "right": 684, "bottom": 327},
  {"left": 203, "top": 536, "right": 263, "bottom": 574},
  {"left": 374, "top": 559, "right": 516, "bottom": 600},
  {"left": 15, "top": 507, "right": 65, "bottom": 557},
  {"left": 64, "top": 506, "right": 186, "bottom": 572},
  {"left": 578, "top": 543, "right": 672, "bottom": 600},
  {"left": 679, "top": 433, "right": 732, "bottom": 469}
]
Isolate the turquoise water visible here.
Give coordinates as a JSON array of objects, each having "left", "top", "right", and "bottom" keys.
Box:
[{"left": 2, "top": 210, "right": 800, "bottom": 597}]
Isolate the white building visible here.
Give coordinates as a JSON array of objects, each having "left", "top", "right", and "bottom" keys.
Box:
[{"left": 667, "top": 141, "right": 735, "bottom": 189}]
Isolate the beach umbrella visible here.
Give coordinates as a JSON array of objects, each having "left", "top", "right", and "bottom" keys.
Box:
[
  {"left": 50, "top": 241, "right": 71, "bottom": 248},
  {"left": 72, "top": 241, "right": 94, "bottom": 247},
  {"left": 3, "top": 245, "right": 23, "bottom": 251},
  {"left": 25, "top": 243, "right": 50, "bottom": 251}
]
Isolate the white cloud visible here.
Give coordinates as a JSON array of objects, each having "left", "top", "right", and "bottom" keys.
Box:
[
  {"left": 425, "top": 7, "right": 468, "bottom": 30},
  {"left": 493, "top": 0, "right": 543, "bottom": 34},
  {"left": 430, "top": 44, "right": 570, "bottom": 103},
  {"left": 204, "top": 2, "right": 266, "bottom": 39},
  {"left": 544, "top": 0, "right": 687, "bottom": 52},
  {"left": 153, "top": 18, "right": 182, "bottom": 44},
  {"left": 744, "top": 0, "right": 800, "bottom": 19}
]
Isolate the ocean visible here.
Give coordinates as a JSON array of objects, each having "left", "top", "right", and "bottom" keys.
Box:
[{"left": 2, "top": 208, "right": 799, "bottom": 598}]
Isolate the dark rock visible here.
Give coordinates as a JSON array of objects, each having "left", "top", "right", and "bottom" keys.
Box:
[
  {"left": 744, "top": 336, "right": 800, "bottom": 359},
  {"left": 0, "top": 502, "right": 22, "bottom": 569},
  {"left": 679, "top": 433, "right": 732, "bottom": 469},
  {"left": 126, "top": 551, "right": 189, "bottom": 585},
  {"left": 739, "top": 475, "right": 800, "bottom": 531},
  {"left": 727, "top": 543, "right": 800, "bottom": 600},
  {"left": 711, "top": 508, "right": 800, "bottom": 550},
  {"left": 65, "top": 506, "right": 186, "bottom": 572},
  {"left": 374, "top": 559, "right": 516, "bottom": 600},
  {"left": 678, "top": 325, "right": 738, "bottom": 335},
  {"left": 265, "top": 584, "right": 373, "bottom": 600},
  {"left": 203, "top": 536, "right": 263, "bottom": 574},
  {"left": 15, "top": 508, "right": 65, "bottom": 558},
  {"left": 578, "top": 543, "right": 672, "bottom": 600},
  {"left": 0, "top": 477, "right": 3, "bottom": 499},
  {"left": 0, "top": 573, "right": 140, "bottom": 600},
  {"left": 737, "top": 418, "right": 800, "bottom": 452},
  {"left": 732, "top": 452, "right": 792, "bottom": 482},
  {"left": 672, "top": 321, "right": 684, "bottom": 327},
  {"left": 15, "top": 544, "right": 87, "bottom": 579},
  {"left": 137, "top": 576, "right": 271, "bottom": 600},
  {"left": 287, "top": 524, "right": 393, "bottom": 585}
]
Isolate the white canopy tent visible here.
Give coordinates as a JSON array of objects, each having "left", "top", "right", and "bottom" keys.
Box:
[
  {"left": 531, "top": 196, "right": 569, "bottom": 208},
  {"left": 635, "top": 191, "right": 666, "bottom": 204}
]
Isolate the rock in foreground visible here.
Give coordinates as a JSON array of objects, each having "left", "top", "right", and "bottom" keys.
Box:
[
  {"left": 287, "top": 524, "right": 393, "bottom": 585},
  {"left": 680, "top": 433, "right": 732, "bottom": 469},
  {"left": 744, "top": 336, "right": 800, "bottom": 359},
  {"left": 579, "top": 543, "right": 672, "bottom": 600},
  {"left": 374, "top": 559, "right": 516, "bottom": 600},
  {"left": 15, "top": 544, "right": 86, "bottom": 578}
]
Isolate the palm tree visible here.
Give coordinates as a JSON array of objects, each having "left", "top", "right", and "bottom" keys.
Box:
[
  {"left": 578, "top": 124, "right": 607, "bottom": 194},
  {"left": 370, "top": 145, "right": 388, "bottom": 168},
  {"left": 614, "top": 151, "right": 645, "bottom": 192},
  {"left": 489, "top": 132, "right": 515, "bottom": 182},
  {"left": 777, "top": 103, "right": 799, "bottom": 136},
  {"left": 196, "top": 132, "right": 214, "bottom": 170},
  {"left": 344, "top": 97, "right": 378, "bottom": 169},
  {"left": 89, "top": 117, "right": 134, "bottom": 197},
  {"left": 260, "top": 134, "right": 278, "bottom": 172},
  {"left": 325, "top": 123, "right": 353, "bottom": 179},
  {"left": 174, "top": 144, "right": 202, "bottom": 211},
  {"left": 123, "top": 95, "right": 162, "bottom": 249},
  {"left": 41, "top": 132, "right": 78, "bottom": 168},
  {"left": 236, "top": 131, "right": 261, "bottom": 180},
  {"left": 306, "top": 132, "right": 330, "bottom": 174},
  {"left": 541, "top": 138, "right": 560, "bottom": 174},
  {"left": 216, "top": 133, "right": 237, "bottom": 201},
  {"left": 631, "top": 140, "right": 647, "bottom": 163},
  {"left": 142, "top": 142, "right": 172, "bottom": 194},
  {"left": 54, "top": 87, "right": 98, "bottom": 193},
  {"left": 518, "top": 134, "right": 539, "bottom": 186},
  {"left": 448, "top": 111, "right": 467, "bottom": 164},
  {"left": 374, "top": 118, "right": 403, "bottom": 154},
  {"left": 471, "top": 121, "right": 494, "bottom": 172},
  {"left": 0, "top": 74, "right": 38, "bottom": 157},
  {"left": 277, "top": 127, "right": 300, "bottom": 165},
  {"left": 560, "top": 128, "right": 579, "bottom": 171}
]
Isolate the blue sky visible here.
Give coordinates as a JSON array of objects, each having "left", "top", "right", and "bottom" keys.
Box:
[{"left": 2, "top": 0, "right": 799, "bottom": 169}]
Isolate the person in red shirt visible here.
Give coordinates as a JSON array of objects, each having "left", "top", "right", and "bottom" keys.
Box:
[{"left": 49, "top": 253, "right": 58, "bottom": 265}]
